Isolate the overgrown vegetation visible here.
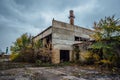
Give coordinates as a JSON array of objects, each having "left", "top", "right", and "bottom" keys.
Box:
[
  {"left": 10, "top": 16, "right": 120, "bottom": 70},
  {"left": 90, "top": 16, "right": 120, "bottom": 68},
  {"left": 72, "top": 16, "right": 120, "bottom": 69},
  {"left": 10, "top": 33, "right": 35, "bottom": 62},
  {"left": 10, "top": 33, "right": 42, "bottom": 63},
  {"left": 10, "top": 33, "right": 52, "bottom": 64}
]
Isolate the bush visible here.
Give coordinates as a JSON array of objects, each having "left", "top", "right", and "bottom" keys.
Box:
[
  {"left": 80, "top": 51, "right": 94, "bottom": 65},
  {"left": 93, "top": 54, "right": 100, "bottom": 61},
  {"left": 10, "top": 53, "right": 21, "bottom": 62},
  {"left": 35, "top": 60, "right": 42, "bottom": 66}
]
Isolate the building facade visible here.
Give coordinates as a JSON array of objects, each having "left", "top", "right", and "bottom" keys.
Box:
[{"left": 33, "top": 10, "right": 94, "bottom": 64}]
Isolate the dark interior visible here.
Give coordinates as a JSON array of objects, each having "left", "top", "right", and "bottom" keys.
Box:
[{"left": 60, "top": 50, "right": 69, "bottom": 62}]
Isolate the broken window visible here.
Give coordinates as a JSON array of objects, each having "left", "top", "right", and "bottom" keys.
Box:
[
  {"left": 75, "top": 36, "right": 79, "bottom": 41},
  {"left": 75, "top": 36, "right": 89, "bottom": 41},
  {"left": 41, "top": 34, "right": 52, "bottom": 50}
]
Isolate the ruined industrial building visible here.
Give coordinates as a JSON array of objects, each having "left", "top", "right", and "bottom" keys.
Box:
[{"left": 33, "top": 10, "right": 94, "bottom": 64}]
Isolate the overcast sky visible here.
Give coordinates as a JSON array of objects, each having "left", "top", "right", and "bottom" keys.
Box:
[{"left": 0, "top": 0, "right": 120, "bottom": 53}]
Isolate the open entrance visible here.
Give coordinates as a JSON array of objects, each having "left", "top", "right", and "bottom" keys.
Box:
[{"left": 60, "top": 50, "right": 69, "bottom": 62}]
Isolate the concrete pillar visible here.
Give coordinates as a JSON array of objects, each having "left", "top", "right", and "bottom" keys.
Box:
[
  {"left": 52, "top": 49, "right": 60, "bottom": 64},
  {"left": 69, "top": 50, "right": 73, "bottom": 61}
]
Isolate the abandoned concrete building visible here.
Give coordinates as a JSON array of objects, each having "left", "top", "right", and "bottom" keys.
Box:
[{"left": 33, "top": 10, "right": 94, "bottom": 64}]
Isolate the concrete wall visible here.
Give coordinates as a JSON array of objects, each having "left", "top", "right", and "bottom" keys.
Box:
[
  {"left": 52, "top": 28, "right": 74, "bottom": 50},
  {"left": 51, "top": 20, "right": 75, "bottom": 63},
  {"left": 51, "top": 20, "right": 94, "bottom": 63},
  {"left": 52, "top": 20, "right": 93, "bottom": 39},
  {"left": 52, "top": 20, "right": 75, "bottom": 49},
  {"left": 52, "top": 20, "right": 94, "bottom": 48}
]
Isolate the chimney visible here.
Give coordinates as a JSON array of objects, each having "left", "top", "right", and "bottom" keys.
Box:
[{"left": 69, "top": 10, "right": 75, "bottom": 25}]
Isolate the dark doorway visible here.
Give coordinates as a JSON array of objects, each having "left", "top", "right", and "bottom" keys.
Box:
[{"left": 60, "top": 50, "right": 69, "bottom": 62}]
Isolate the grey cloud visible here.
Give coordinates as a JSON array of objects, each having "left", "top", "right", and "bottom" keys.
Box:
[
  {"left": 0, "top": 0, "right": 120, "bottom": 53},
  {"left": 0, "top": 26, "right": 21, "bottom": 53},
  {"left": 75, "top": 0, "right": 120, "bottom": 28}
]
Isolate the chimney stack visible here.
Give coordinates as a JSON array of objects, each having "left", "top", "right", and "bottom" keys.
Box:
[{"left": 69, "top": 10, "right": 75, "bottom": 25}]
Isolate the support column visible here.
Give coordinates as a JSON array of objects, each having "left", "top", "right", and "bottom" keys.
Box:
[
  {"left": 69, "top": 50, "right": 73, "bottom": 61},
  {"left": 52, "top": 49, "right": 60, "bottom": 64}
]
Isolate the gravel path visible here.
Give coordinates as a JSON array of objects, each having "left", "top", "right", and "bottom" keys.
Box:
[{"left": 0, "top": 66, "right": 120, "bottom": 80}]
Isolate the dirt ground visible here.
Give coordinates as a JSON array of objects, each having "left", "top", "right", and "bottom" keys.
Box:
[{"left": 0, "top": 66, "right": 120, "bottom": 80}]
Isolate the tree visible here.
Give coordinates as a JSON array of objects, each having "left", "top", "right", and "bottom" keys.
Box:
[
  {"left": 10, "top": 33, "right": 34, "bottom": 62},
  {"left": 10, "top": 33, "right": 48, "bottom": 63},
  {"left": 90, "top": 16, "right": 120, "bottom": 67},
  {"left": 33, "top": 39, "right": 43, "bottom": 50}
]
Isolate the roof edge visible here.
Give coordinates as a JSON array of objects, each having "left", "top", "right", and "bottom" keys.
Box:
[{"left": 32, "top": 26, "right": 52, "bottom": 39}]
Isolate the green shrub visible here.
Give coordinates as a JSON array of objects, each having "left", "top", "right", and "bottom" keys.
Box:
[
  {"left": 35, "top": 60, "right": 42, "bottom": 66},
  {"left": 58, "top": 62, "right": 72, "bottom": 66}
]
